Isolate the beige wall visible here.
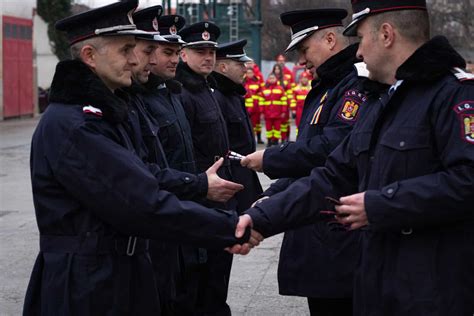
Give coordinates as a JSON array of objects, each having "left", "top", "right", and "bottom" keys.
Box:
[
  {"left": 34, "top": 14, "right": 58, "bottom": 89},
  {"left": 2, "top": 0, "right": 35, "bottom": 19}
]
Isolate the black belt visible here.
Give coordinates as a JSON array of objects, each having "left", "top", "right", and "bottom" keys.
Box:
[{"left": 40, "top": 234, "right": 149, "bottom": 256}]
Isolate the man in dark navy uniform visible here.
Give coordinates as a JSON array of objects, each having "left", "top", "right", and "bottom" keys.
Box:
[
  {"left": 175, "top": 21, "right": 237, "bottom": 316},
  {"left": 212, "top": 40, "right": 263, "bottom": 213},
  {"left": 130, "top": 10, "right": 244, "bottom": 315},
  {"left": 241, "top": 9, "right": 368, "bottom": 316},
  {"left": 232, "top": 1, "right": 474, "bottom": 315},
  {"left": 23, "top": 1, "right": 258, "bottom": 315},
  {"left": 127, "top": 7, "right": 243, "bottom": 315}
]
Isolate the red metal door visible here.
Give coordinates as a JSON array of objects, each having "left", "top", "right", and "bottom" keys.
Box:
[{"left": 3, "top": 16, "right": 33, "bottom": 118}]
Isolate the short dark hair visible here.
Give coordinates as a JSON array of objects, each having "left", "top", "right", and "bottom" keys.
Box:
[{"left": 369, "top": 10, "right": 430, "bottom": 43}]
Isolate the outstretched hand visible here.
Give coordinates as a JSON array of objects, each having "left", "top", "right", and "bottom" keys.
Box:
[
  {"left": 334, "top": 192, "right": 368, "bottom": 230},
  {"left": 206, "top": 158, "right": 244, "bottom": 202},
  {"left": 240, "top": 150, "right": 265, "bottom": 172},
  {"left": 226, "top": 214, "right": 264, "bottom": 255}
]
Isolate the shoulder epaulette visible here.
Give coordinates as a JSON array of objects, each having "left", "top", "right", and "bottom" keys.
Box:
[
  {"left": 83, "top": 105, "right": 103, "bottom": 117},
  {"left": 452, "top": 67, "right": 474, "bottom": 82},
  {"left": 354, "top": 62, "right": 369, "bottom": 78}
]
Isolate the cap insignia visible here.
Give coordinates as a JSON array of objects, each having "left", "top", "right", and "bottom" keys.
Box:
[
  {"left": 170, "top": 25, "right": 177, "bottom": 35},
  {"left": 152, "top": 17, "right": 159, "bottom": 31}
]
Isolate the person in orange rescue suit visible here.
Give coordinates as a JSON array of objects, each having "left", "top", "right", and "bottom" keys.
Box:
[
  {"left": 247, "top": 59, "right": 264, "bottom": 82},
  {"left": 276, "top": 53, "right": 295, "bottom": 85},
  {"left": 291, "top": 70, "right": 312, "bottom": 136},
  {"left": 244, "top": 67, "right": 265, "bottom": 144},
  {"left": 272, "top": 63, "right": 294, "bottom": 142},
  {"left": 261, "top": 72, "right": 288, "bottom": 147}
]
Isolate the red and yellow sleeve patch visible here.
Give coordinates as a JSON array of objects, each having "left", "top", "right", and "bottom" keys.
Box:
[
  {"left": 338, "top": 90, "right": 367, "bottom": 122},
  {"left": 453, "top": 101, "right": 474, "bottom": 144}
]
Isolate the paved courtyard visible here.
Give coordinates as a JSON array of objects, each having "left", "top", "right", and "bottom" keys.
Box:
[{"left": 0, "top": 117, "right": 309, "bottom": 315}]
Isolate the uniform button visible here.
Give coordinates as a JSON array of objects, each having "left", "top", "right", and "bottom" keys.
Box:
[
  {"left": 184, "top": 176, "right": 191, "bottom": 182},
  {"left": 387, "top": 188, "right": 394, "bottom": 194},
  {"left": 370, "top": 156, "right": 375, "bottom": 161},
  {"left": 399, "top": 141, "right": 405, "bottom": 148},
  {"left": 401, "top": 228, "right": 413, "bottom": 235},
  {"left": 280, "top": 144, "right": 285, "bottom": 148}
]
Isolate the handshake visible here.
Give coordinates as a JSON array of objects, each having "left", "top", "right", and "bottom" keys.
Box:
[
  {"left": 225, "top": 214, "right": 263, "bottom": 255},
  {"left": 224, "top": 192, "right": 369, "bottom": 255}
]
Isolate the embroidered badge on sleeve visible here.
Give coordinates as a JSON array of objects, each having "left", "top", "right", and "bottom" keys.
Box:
[
  {"left": 453, "top": 101, "right": 474, "bottom": 144},
  {"left": 338, "top": 90, "right": 367, "bottom": 122}
]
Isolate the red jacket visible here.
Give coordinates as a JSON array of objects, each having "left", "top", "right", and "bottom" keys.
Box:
[
  {"left": 244, "top": 77, "right": 263, "bottom": 115},
  {"left": 261, "top": 82, "right": 288, "bottom": 119},
  {"left": 291, "top": 83, "right": 311, "bottom": 124},
  {"left": 283, "top": 66, "right": 294, "bottom": 84}
]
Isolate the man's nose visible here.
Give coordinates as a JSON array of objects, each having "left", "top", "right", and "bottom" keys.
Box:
[
  {"left": 297, "top": 53, "right": 306, "bottom": 66},
  {"left": 149, "top": 50, "right": 157, "bottom": 65},
  {"left": 356, "top": 49, "right": 363, "bottom": 61},
  {"left": 129, "top": 50, "right": 139, "bottom": 66}
]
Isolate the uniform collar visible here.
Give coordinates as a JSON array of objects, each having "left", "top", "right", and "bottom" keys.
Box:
[
  {"left": 175, "top": 62, "right": 217, "bottom": 92},
  {"left": 145, "top": 73, "right": 183, "bottom": 93},
  {"left": 211, "top": 71, "right": 246, "bottom": 96},
  {"left": 48, "top": 59, "right": 129, "bottom": 123},
  {"left": 396, "top": 36, "right": 466, "bottom": 82},
  {"left": 316, "top": 43, "right": 361, "bottom": 85}
]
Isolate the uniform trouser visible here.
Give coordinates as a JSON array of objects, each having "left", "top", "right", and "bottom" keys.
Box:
[
  {"left": 197, "top": 250, "right": 234, "bottom": 316},
  {"left": 250, "top": 111, "right": 262, "bottom": 137},
  {"left": 307, "top": 297, "right": 352, "bottom": 316},
  {"left": 171, "top": 246, "right": 203, "bottom": 316},
  {"left": 149, "top": 242, "right": 180, "bottom": 316},
  {"left": 265, "top": 117, "right": 282, "bottom": 141}
]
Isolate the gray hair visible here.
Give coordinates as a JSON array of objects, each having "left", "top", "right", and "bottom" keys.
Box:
[
  {"left": 317, "top": 26, "right": 350, "bottom": 46},
  {"left": 70, "top": 36, "right": 109, "bottom": 59}
]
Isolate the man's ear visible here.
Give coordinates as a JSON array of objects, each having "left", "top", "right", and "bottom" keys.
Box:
[
  {"left": 180, "top": 48, "right": 188, "bottom": 62},
  {"left": 380, "top": 22, "right": 395, "bottom": 48},
  {"left": 325, "top": 31, "right": 337, "bottom": 50},
  {"left": 221, "top": 62, "right": 228, "bottom": 73},
  {"left": 81, "top": 44, "right": 97, "bottom": 69}
]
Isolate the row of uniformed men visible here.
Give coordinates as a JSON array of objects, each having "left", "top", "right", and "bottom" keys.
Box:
[
  {"left": 24, "top": 0, "right": 474, "bottom": 315},
  {"left": 25, "top": 0, "right": 263, "bottom": 315}
]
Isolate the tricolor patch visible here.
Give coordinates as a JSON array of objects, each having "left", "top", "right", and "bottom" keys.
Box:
[
  {"left": 453, "top": 101, "right": 474, "bottom": 144},
  {"left": 338, "top": 90, "right": 366, "bottom": 122},
  {"left": 310, "top": 91, "right": 328, "bottom": 125},
  {"left": 83, "top": 105, "right": 103, "bottom": 117}
]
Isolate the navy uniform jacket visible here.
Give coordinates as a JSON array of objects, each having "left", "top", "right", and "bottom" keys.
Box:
[
  {"left": 24, "top": 60, "right": 249, "bottom": 316},
  {"left": 246, "top": 36, "right": 474, "bottom": 315},
  {"left": 211, "top": 71, "right": 263, "bottom": 213},
  {"left": 262, "top": 44, "right": 367, "bottom": 298},
  {"left": 175, "top": 63, "right": 232, "bottom": 183},
  {"left": 263, "top": 44, "right": 365, "bottom": 181},
  {"left": 138, "top": 74, "right": 208, "bottom": 310},
  {"left": 142, "top": 74, "right": 197, "bottom": 174},
  {"left": 123, "top": 80, "right": 209, "bottom": 312}
]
